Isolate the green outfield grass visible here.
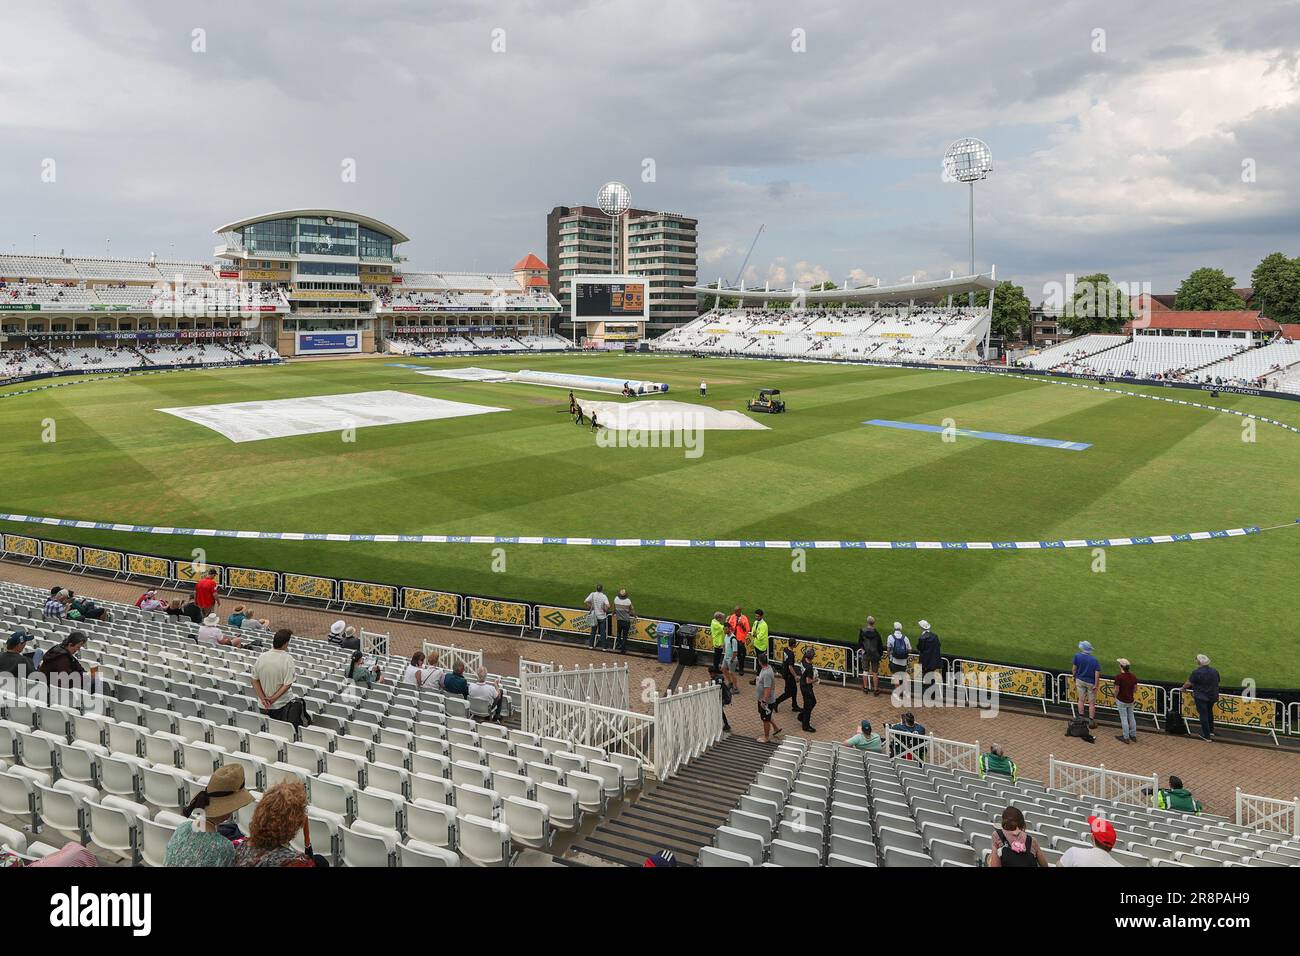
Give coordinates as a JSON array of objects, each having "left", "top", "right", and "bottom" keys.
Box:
[{"left": 2, "top": 354, "right": 1298, "bottom": 687}]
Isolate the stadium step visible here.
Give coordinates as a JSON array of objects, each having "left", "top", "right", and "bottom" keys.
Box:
[{"left": 564, "top": 733, "right": 775, "bottom": 866}]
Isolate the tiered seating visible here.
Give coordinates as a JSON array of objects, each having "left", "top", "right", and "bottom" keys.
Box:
[
  {"left": 0, "top": 580, "right": 635, "bottom": 867},
  {"left": 1065, "top": 337, "right": 1245, "bottom": 380},
  {"left": 655, "top": 307, "right": 987, "bottom": 363},
  {"left": 55, "top": 346, "right": 146, "bottom": 371},
  {"left": 0, "top": 350, "right": 59, "bottom": 380},
  {"left": 1193, "top": 339, "right": 1300, "bottom": 389},
  {"left": 0, "top": 282, "right": 96, "bottom": 305},
  {"left": 704, "top": 742, "right": 1300, "bottom": 867},
  {"left": 385, "top": 333, "right": 571, "bottom": 355},
  {"left": 1017, "top": 334, "right": 1129, "bottom": 370},
  {"left": 69, "top": 259, "right": 163, "bottom": 282},
  {"left": 0, "top": 256, "right": 81, "bottom": 280}
]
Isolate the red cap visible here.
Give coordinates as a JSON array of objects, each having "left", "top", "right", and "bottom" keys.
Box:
[{"left": 1087, "top": 815, "right": 1117, "bottom": 849}]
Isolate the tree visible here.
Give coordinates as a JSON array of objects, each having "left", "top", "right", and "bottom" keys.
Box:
[
  {"left": 1066, "top": 273, "right": 1134, "bottom": 334},
  {"left": 808, "top": 281, "right": 838, "bottom": 292},
  {"left": 1250, "top": 252, "right": 1300, "bottom": 324},
  {"left": 1173, "top": 267, "right": 1242, "bottom": 311},
  {"left": 963, "top": 282, "right": 1031, "bottom": 340},
  {"left": 696, "top": 282, "right": 740, "bottom": 314}
]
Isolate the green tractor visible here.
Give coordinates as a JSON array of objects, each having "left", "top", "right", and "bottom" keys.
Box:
[{"left": 747, "top": 388, "right": 786, "bottom": 414}]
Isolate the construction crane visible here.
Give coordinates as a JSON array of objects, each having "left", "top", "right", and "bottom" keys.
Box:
[{"left": 731, "top": 223, "right": 765, "bottom": 289}]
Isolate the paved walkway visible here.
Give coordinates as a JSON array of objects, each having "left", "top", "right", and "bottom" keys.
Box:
[{"left": 5, "top": 558, "right": 1296, "bottom": 819}]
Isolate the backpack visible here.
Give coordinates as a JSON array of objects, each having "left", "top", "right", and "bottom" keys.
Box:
[
  {"left": 1065, "top": 716, "right": 1092, "bottom": 738},
  {"left": 1164, "top": 703, "right": 1188, "bottom": 735}
]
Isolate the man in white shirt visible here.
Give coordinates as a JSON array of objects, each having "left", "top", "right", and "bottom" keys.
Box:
[
  {"left": 585, "top": 584, "right": 611, "bottom": 649},
  {"left": 467, "top": 666, "right": 504, "bottom": 721},
  {"left": 1058, "top": 816, "right": 1123, "bottom": 867},
  {"left": 252, "top": 629, "right": 301, "bottom": 724},
  {"left": 612, "top": 588, "right": 636, "bottom": 653}
]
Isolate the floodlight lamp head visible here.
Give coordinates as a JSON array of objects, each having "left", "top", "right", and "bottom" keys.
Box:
[
  {"left": 943, "top": 138, "right": 993, "bottom": 183},
  {"left": 597, "top": 181, "right": 632, "bottom": 217}
]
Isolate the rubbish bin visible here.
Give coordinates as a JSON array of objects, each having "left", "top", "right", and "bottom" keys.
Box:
[{"left": 656, "top": 622, "right": 676, "bottom": 664}]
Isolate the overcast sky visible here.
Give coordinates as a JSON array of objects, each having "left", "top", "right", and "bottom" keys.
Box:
[{"left": 3, "top": 0, "right": 1300, "bottom": 302}]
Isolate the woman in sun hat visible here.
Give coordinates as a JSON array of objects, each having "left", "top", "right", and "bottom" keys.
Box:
[{"left": 164, "top": 763, "right": 254, "bottom": 867}]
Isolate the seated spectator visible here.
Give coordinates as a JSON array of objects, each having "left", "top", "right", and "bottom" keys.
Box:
[
  {"left": 340, "top": 626, "right": 361, "bottom": 651},
  {"left": 164, "top": 599, "right": 187, "bottom": 620},
  {"left": 442, "top": 661, "right": 470, "bottom": 698},
  {"left": 888, "top": 712, "right": 928, "bottom": 759},
  {"left": 328, "top": 620, "right": 348, "bottom": 644},
  {"left": 1058, "top": 816, "right": 1123, "bottom": 867},
  {"left": 401, "top": 651, "right": 442, "bottom": 689},
  {"left": 227, "top": 606, "right": 248, "bottom": 628},
  {"left": 0, "top": 842, "right": 98, "bottom": 868},
  {"left": 196, "top": 614, "right": 241, "bottom": 648},
  {"left": 68, "top": 593, "right": 110, "bottom": 622},
  {"left": 42, "top": 589, "right": 69, "bottom": 620},
  {"left": 233, "top": 781, "right": 324, "bottom": 867},
  {"left": 467, "top": 666, "right": 504, "bottom": 721},
  {"left": 39, "top": 633, "right": 98, "bottom": 690},
  {"left": 0, "top": 630, "right": 40, "bottom": 678},
  {"left": 1156, "top": 776, "right": 1204, "bottom": 814},
  {"left": 135, "top": 589, "right": 165, "bottom": 612},
  {"left": 988, "top": 806, "right": 1049, "bottom": 868},
  {"left": 979, "top": 743, "right": 1018, "bottom": 782},
  {"left": 164, "top": 764, "right": 253, "bottom": 867},
  {"left": 345, "top": 650, "right": 383, "bottom": 686},
  {"left": 180, "top": 600, "right": 204, "bottom": 625},
  {"left": 844, "top": 719, "right": 883, "bottom": 752}
]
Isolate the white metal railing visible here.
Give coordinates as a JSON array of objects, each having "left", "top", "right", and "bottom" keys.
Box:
[
  {"left": 421, "top": 640, "right": 483, "bottom": 675},
  {"left": 517, "top": 658, "right": 555, "bottom": 729},
  {"left": 1235, "top": 789, "right": 1300, "bottom": 835},
  {"left": 360, "top": 628, "right": 389, "bottom": 657},
  {"left": 523, "top": 690, "right": 656, "bottom": 768},
  {"left": 652, "top": 682, "right": 724, "bottom": 779},
  {"left": 884, "top": 727, "right": 979, "bottom": 772},
  {"left": 520, "top": 663, "right": 629, "bottom": 711},
  {"left": 1049, "top": 756, "right": 1158, "bottom": 808}
]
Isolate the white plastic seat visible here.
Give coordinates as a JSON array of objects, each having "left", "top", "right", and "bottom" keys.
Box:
[
  {"left": 453, "top": 783, "right": 500, "bottom": 821},
  {"left": 770, "top": 838, "right": 821, "bottom": 867},
  {"left": 491, "top": 771, "right": 534, "bottom": 802},
  {"left": 502, "top": 795, "right": 552, "bottom": 850},
  {"left": 55, "top": 740, "right": 106, "bottom": 788},
  {"left": 410, "top": 771, "right": 454, "bottom": 806},
  {"left": 535, "top": 782, "right": 581, "bottom": 831},
  {"left": 406, "top": 799, "right": 457, "bottom": 848},
  {"left": 828, "top": 852, "right": 876, "bottom": 866},
  {"left": 566, "top": 770, "right": 606, "bottom": 816},
  {"left": 142, "top": 765, "right": 193, "bottom": 812},
  {"left": 355, "top": 787, "right": 405, "bottom": 833},
  {"left": 0, "top": 766, "right": 47, "bottom": 829},
  {"left": 451, "top": 760, "right": 491, "bottom": 789},
  {"left": 714, "top": 826, "right": 765, "bottom": 865},
  {"left": 140, "top": 811, "right": 187, "bottom": 867},
  {"left": 36, "top": 779, "right": 96, "bottom": 843},
  {"left": 399, "top": 840, "right": 460, "bottom": 867},
  {"left": 340, "top": 822, "right": 397, "bottom": 867},
  {"left": 457, "top": 813, "right": 511, "bottom": 867},
  {"left": 587, "top": 760, "right": 625, "bottom": 800},
  {"left": 698, "top": 845, "right": 754, "bottom": 867},
  {"left": 882, "top": 845, "right": 933, "bottom": 867},
  {"left": 85, "top": 795, "right": 150, "bottom": 863}
]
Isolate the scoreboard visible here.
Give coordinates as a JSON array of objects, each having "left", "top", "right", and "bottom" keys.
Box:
[{"left": 574, "top": 278, "right": 648, "bottom": 319}]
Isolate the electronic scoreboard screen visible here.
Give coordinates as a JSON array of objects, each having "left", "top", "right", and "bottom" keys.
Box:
[{"left": 574, "top": 280, "right": 646, "bottom": 318}]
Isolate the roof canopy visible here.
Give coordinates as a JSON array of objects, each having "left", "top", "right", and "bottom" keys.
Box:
[
  {"left": 688, "top": 271, "right": 997, "bottom": 304},
  {"left": 213, "top": 209, "right": 410, "bottom": 244}
]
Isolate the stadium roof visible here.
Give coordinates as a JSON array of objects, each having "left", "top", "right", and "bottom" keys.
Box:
[
  {"left": 213, "top": 209, "right": 410, "bottom": 243},
  {"left": 687, "top": 271, "right": 997, "bottom": 304},
  {"left": 1125, "top": 311, "right": 1276, "bottom": 333}
]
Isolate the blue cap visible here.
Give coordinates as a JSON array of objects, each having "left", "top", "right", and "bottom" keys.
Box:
[
  {"left": 7, "top": 630, "right": 33, "bottom": 648},
  {"left": 1078, "top": 641, "right": 1093, "bottom": 653}
]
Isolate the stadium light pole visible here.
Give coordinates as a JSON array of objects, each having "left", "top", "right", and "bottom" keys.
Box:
[
  {"left": 597, "top": 181, "right": 631, "bottom": 275},
  {"left": 943, "top": 138, "right": 993, "bottom": 306}
]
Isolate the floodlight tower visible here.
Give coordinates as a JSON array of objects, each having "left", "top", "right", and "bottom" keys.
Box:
[
  {"left": 942, "top": 138, "right": 993, "bottom": 305},
  {"left": 596, "top": 181, "right": 631, "bottom": 275}
]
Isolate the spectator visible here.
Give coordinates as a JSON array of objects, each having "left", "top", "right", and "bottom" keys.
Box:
[
  {"left": 180, "top": 599, "right": 204, "bottom": 625},
  {"left": 798, "top": 646, "right": 819, "bottom": 733},
  {"left": 135, "top": 589, "right": 165, "bottom": 612},
  {"left": 1058, "top": 816, "right": 1122, "bottom": 867},
  {"left": 42, "top": 589, "right": 68, "bottom": 620},
  {"left": 197, "top": 614, "right": 240, "bottom": 648},
  {"left": 1113, "top": 658, "right": 1138, "bottom": 744},
  {"left": 886, "top": 622, "right": 911, "bottom": 684},
  {"left": 233, "top": 781, "right": 323, "bottom": 867},
  {"left": 164, "top": 764, "right": 253, "bottom": 867},
  {"left": 227, "top": 606, "right": 248, "bottom": 628},
  {"left": 345, "top": 650, "right": 383, "bottom": 686},
  {"left": 252, "top": 629, "right": 305, "bottom": 727},
  {"left": 749, "top": 609, "right": 770, "bottom": 685},
  {"left": 39, "top": 633, "right": 96, "bottom": 689},
  {"left": 917, "top": 620, "right": 941, "bottom": 683},
  {"left": 844, "top": 719, "right": 882, "bottom": 752},
  {"left": 1071, "top": 641, "right": 1101, "bottom": 730},
  {"left": 585, "top": 584, "right": 611, "bottom": 649},
  {"left": 1181, "top": 654, "right": 1220, "bottom": 742},
  {"left": 0, "top": 630, "right": 39, "bottom": 678},
  {"left": 979, "top": 743, "right": 1018, "bottom": 782},
  {"left": 709, "top": 611, "right": 726, "bottom": 670},
  {"left": 1156, "top": 776, "right": 1204, "bottom": 814},
  {"left": 773, "top": 640, "right": 800, "bottom": 715},
  {"left": 612, "top": 588, "right": 636, "bottom": 654},
  {"left": 69, "top": 594, "right": 110, "bottom": 622},
  {"left": 442, "top": 661, "right": 470, "bottom": 698},
  {"left": 858, "top": 616, "right": 883, "bottom": 695},
  {"left": 728, "top": 606, "right": 750, "bottom": 677},
  {"left": 707, "top": 664, "right": 732, "bottom": 732},
  {"left": 340, "top": 626, "right": 360, "bottom": 651},
  {"left": 721, "top": 623, "right": 741, "bottom": 693},
  {"left": 754, "top": 653, "right": 780, "bottom": 742},
  {"left": 989, "top": 806, "right": 1049, "bottom": 868},
  {"left": 194, "top": 569, "right": 219, "bottom": 618},
  {"left": 889, "top": 711, "right": 928, "bottom": 759},
  {"left": 164, "top": 598, "right": 187, "bottom": 620},
  {"left": 468, "top": 666, "right": 504, "bottom": 721}
]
